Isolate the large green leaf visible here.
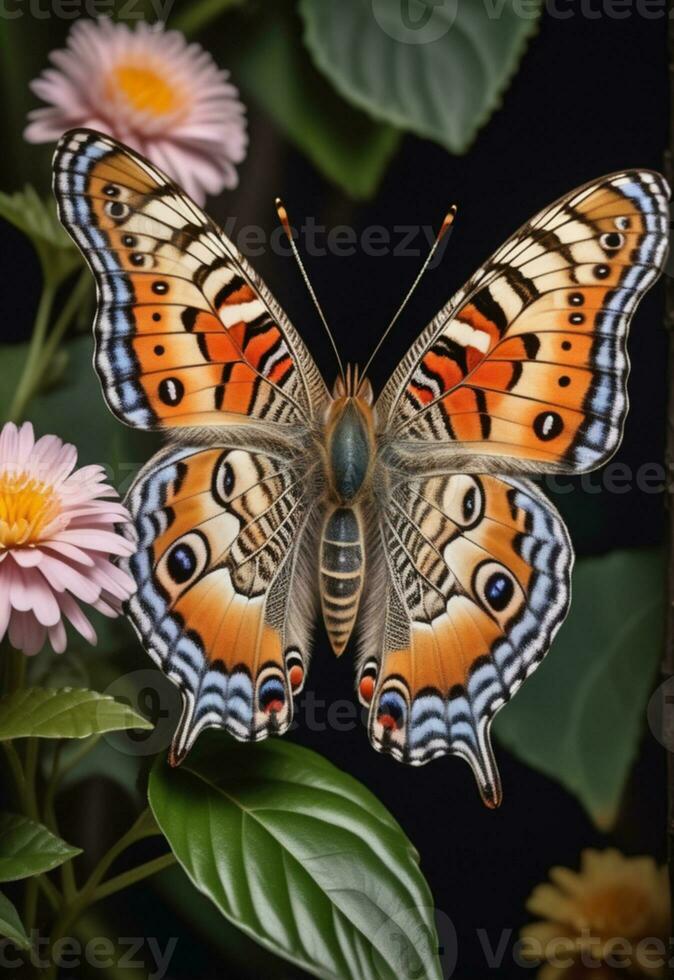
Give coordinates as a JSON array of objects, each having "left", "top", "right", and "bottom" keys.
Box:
[
  {"left": 300, "top": 0, "right": 542, "bottom": 154},
  {"left": 149, "top": 736, "right": 442, "bottom": 980},
  {"left": 0, "top": 891, "right": 30, "bottom": 949},
  {"left": 494, "top": 548, "right": 664, "bottom": 829},
  {"left": 0, "top": 688, "right": 152, "bottom": 741},
  {"left": 0, "top": 813, "right": 81, "bottom": 882},
  {"left": 222, "top": 2, "right": 400, "bottom": 199}
]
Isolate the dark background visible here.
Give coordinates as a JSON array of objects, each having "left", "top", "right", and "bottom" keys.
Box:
[{"left": 0, "top": 5, "right": 669, "bottom": 978}]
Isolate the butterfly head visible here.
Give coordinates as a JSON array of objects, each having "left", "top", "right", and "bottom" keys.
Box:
[{"left": 331, "top": 363, "right": 373, "bottom": 403}]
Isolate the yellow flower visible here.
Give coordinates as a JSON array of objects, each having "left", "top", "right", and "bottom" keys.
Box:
[{"left": 520, "top": 850, "right": 670, "bottom": 980}]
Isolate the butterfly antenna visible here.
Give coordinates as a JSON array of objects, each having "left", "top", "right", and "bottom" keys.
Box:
[
  {"left": 360, "top": 205, "right": 457, "bottom": 381},
  {"left": 275, "top": 198, "right": 345, "bottom": 384}
]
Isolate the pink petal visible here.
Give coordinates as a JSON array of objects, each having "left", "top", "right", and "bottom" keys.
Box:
[
  {"left": 9, "top": 611, "right": 46, "bottom": 657},
  {"left": 51, "top": 529, "right": 136, "bottom": 556},
  {"left": 48, "top": 619, "right": 67, "bottom": 654},
  {"left": 57, "top": 592, "right": 97, "bottom": 645},
  {"left": 38, "top": 555, "right": 100, "bottom": 604},
  {"left": 9, "top": 566, "right": 32, "bottom": 612},
  {"left": 0, "top": 566, "right": 12, "bottom": 639},
  {"left": 10, "top": 549, "right": 44, "bottom": 568},
  {"left": 9, "top": 567, "right": 60, "bottom": 627},
  {"left": 24, "top": 17, "right": 247, "bottom": 197},
  {"left": 0, "top": 422, "right": 18, "bottom": 468},
  {"left": 42, "top": 541, "right": 95, "bottom": 567}
]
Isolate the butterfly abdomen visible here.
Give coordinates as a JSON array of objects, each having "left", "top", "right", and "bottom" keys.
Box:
[{"left": 320, "top": 505, "right": 365, "bottom": 656}]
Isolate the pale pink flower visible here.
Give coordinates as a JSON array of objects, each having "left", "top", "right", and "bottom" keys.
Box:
[
  {"left": 0, "top": 422, "right": 136, "bottom": 656},
  {"left": 25, "top": 18, "right": 247, "bottom": 204}
]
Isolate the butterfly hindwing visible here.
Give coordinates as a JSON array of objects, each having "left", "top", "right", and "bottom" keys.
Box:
[
  {"left": 359, "top": 473, "right": 572, "bottom": 805},
  {"left": 122, "top": 440, "right": 319, "bottom": 762},
  {"left": 378, "top": 171, "right": 669, "bottom": 473},
  {"left": 53, "top": 129, "right": 328, "bottom": 431}
]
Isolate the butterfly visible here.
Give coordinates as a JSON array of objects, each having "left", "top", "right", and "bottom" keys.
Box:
[{"left": 53, "top": 128, "right": 670, "bottom": 807}]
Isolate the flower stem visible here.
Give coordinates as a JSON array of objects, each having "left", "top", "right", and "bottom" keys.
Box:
[
  {"left": 2, "top": 741, "right": 27, "bottom": 810},
  {"left": 173, "top": 0, "right": 245, "bottom": 37},
  {"left": 36, "top": 269, "right": 91, "bottom": 380},
  {"left": 92, "top": 853, "right": 176, "bottom": 903},
  {"left": 44, "top": 808, "right": 168, "bottom": 979},
  {"left": 9, "top": 281, "right": 56, "bottom": 423},
  {"left": 24, "top": 738, "right": 40, "bottom": 822},
  {"left": 23, "top": 877, "right": 38, "bottom": 934},
  {"left": 43, "top": 742, "right": 78, "bottom": 901}
]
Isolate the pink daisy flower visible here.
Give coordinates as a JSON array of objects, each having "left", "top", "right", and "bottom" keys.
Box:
[
  {"left": 25, "top": 18, "right": 247, "bottom": 204},
  {"left": 0, "top": 422, "right": 136, "bottom": 656}
]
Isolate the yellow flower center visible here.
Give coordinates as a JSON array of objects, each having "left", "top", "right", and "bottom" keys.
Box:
[
  {"left": 579, "top": 884, "right": 650, "bottom": 937},
  {"left": 0, "top": 472, "right": 60, "bottom": 549},
  {"left": 109, "top": 64, "right": 180, "bottom": 117}
]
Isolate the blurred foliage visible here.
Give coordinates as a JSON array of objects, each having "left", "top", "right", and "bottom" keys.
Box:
[
  {"left": 0, "top": 813, "right": 81, "bottom": 881},
  {"left": 150, "top": 735, "right": 443, "bottom": 980},
  {"left": 495, "top": 547, "right": 665, "bottom": 830},
  {"left": 0, "top": 890, "right": 30, "bottom": 948},
  {"left": 203, "top": 0, "right": 401, "bottom": 199},
  {"left": 300, "top": 0, "right": 542, "bottom": 155},
  {"left": 0, "top": 18, "right": 54, "bottom": 190},
  {"left": 0, "top": 187, "right": 80, "bottom": 286}
]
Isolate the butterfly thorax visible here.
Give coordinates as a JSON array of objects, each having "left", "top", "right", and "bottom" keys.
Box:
[
  {"left": 324, "top": 394, "right": 374, "bottom": 504},
  {"left": 319, "top": 380, "right": 375, "bottom": 656}
]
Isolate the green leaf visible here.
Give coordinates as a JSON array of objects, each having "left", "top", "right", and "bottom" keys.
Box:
[
  {"left": 149, "top": 736, "right": 442, "bottom": 980},
  {"left": 224, "top": 2, "right": 400, "bottom": 199},
  {"left": 0, "top": 813, "right": 81, "bottom": 882},
  {"left": 300, "top": 0, "right": 542, "bottom": 154},
  {"left": 154, "top": 865, "right": 304, "bottom": 979},
  {"left": 0, "top": 186, "right": 80, "bottom": 284},
  {"left": 0, "top": 688, "right": 152, "bottom": 741},
  {"left": 0, "top": 891, "right": 30, "bottom": 949},
  {"left": 494, "top": 548, "right": 664, "bottom": 829}
]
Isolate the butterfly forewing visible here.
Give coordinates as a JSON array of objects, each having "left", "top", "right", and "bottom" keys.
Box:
[
  {"left": 53, "top": 129, "right": 328, "bottom": 431},
  {"left": 377, "top": 171, "right": 669, "bottom": 474}
]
